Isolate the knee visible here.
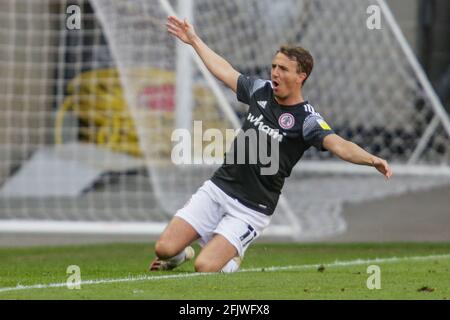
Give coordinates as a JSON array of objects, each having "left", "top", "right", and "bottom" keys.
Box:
[
  {"left": 154, "top": 240, "right": 179, "bottom": 259},
  {"left": 194, "top": 257, "right": 221, "bottom": 273}
]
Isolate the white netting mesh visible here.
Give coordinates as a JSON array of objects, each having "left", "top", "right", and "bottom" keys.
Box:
[
  {"left": 0, "top": 0, "right": 449, "bottom": 239},
  {"left": 0, "top": 0, "right": 163, "bottom": 223}
]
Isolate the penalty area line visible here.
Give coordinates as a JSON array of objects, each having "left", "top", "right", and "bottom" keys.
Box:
[{"left": 0, "top": 253, "right": 449, "bottom": 294}]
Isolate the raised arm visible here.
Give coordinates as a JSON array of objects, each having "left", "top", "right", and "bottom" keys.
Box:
[
  {"left": 323, "top": 134, "right": 393, "bottom": 179},
  {"left": 166, "top": 15, "right": 240, "bottom": 93}
]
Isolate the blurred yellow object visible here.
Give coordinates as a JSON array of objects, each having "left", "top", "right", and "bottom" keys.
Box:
[{"left": 55, "top": 68, "right": 231, "bottom": 159}]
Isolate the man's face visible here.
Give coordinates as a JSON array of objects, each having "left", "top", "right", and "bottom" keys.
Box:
[{"left": 271, "top": 52, "right": 305, "bottom": 100}]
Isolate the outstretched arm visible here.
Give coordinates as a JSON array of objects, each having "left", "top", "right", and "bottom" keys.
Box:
[
  {"left": 323, "top": 134, "right": 393, "bottom": 179},
  {"left": 166, "top": 15, "right": 241, "bottom": 93}
]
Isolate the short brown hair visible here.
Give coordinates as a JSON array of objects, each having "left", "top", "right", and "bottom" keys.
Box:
[{"left": 277, "top": 45, "right": 314, "bottom": 85}]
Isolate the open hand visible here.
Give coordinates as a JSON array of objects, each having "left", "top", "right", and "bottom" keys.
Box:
[
  {"left": 166, "top": 15, "right": 197, "bottom": 45},
  {"left": 372, "top": 157, "right": 393, "bottom": 179}
]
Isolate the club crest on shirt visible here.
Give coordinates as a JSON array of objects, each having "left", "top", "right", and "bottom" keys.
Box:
[{"left": 278, "top": 113, "right": 295, "bottom": 130}]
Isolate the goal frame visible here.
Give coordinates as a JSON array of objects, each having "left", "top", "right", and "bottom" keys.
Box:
[{"left": 0, "top": 0, "right": 449, "bottom": 239}]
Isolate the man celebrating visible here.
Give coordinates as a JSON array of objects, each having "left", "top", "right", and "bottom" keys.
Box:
[{"left": 149, "top": 16, "right": 392, "bottom": 273}]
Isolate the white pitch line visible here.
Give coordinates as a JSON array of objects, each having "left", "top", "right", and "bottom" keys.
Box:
[
  {"left": 0, "top": 253, "right": 449, "bottom": 294},
  {"left": 241, "top": 253, "right": 450, "bottom": 272}
]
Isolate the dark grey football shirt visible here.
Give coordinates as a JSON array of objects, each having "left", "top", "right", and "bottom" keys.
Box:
[{"left": 211, "top": 75, "right": 334, "bottom": 215}]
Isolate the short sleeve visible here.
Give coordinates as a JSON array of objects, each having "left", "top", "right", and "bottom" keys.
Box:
[
  {"left": 303, "top": 114, "right": 335, "bottom": 151},
  {"left": 236, "top": 75, "right": 256, "bottom": 104},
  {"left": 236, "top": 75, "right": 270, "bottom": 105}
]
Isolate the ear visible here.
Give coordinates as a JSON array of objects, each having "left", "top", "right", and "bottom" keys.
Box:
[{"left": 297, "top": 72, "right": 307, "bottom": 86}]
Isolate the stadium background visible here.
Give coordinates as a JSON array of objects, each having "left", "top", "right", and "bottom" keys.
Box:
[{"left": 0, "top": 0, "right": 449, "bottom": 247}]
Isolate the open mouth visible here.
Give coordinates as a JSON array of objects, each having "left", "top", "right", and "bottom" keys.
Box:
[{"left": 272, "top": 80, "right": 280, "bottom": 89}]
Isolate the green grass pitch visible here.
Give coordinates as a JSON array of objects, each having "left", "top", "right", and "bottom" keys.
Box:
[{"left": 0, "top": 242, "right": 449, "bottom": 299}]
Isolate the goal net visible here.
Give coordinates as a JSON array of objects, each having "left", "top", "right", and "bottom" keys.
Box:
[{"left": 0, "top": 0, "right": 449, "bottom": 240}]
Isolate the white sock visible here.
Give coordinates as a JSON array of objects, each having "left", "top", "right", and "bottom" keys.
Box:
[
  {"left": 221, "top": 258, "right": 240, "bottom": 273},
  {"left": 166, "top": 249, "right": 186, "bottom": 267}
]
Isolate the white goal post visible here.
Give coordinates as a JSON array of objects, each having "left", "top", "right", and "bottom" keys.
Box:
[{"left": 0, "top": 0, "right": 449, "bottom": 240}]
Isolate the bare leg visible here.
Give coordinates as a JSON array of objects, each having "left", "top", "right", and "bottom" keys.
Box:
[
  {"left": 194, "top": 234, "right": 238, "bottom": 273},
  {"left": 154, "top": 217, "right": 200, "bottom": 259}
]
